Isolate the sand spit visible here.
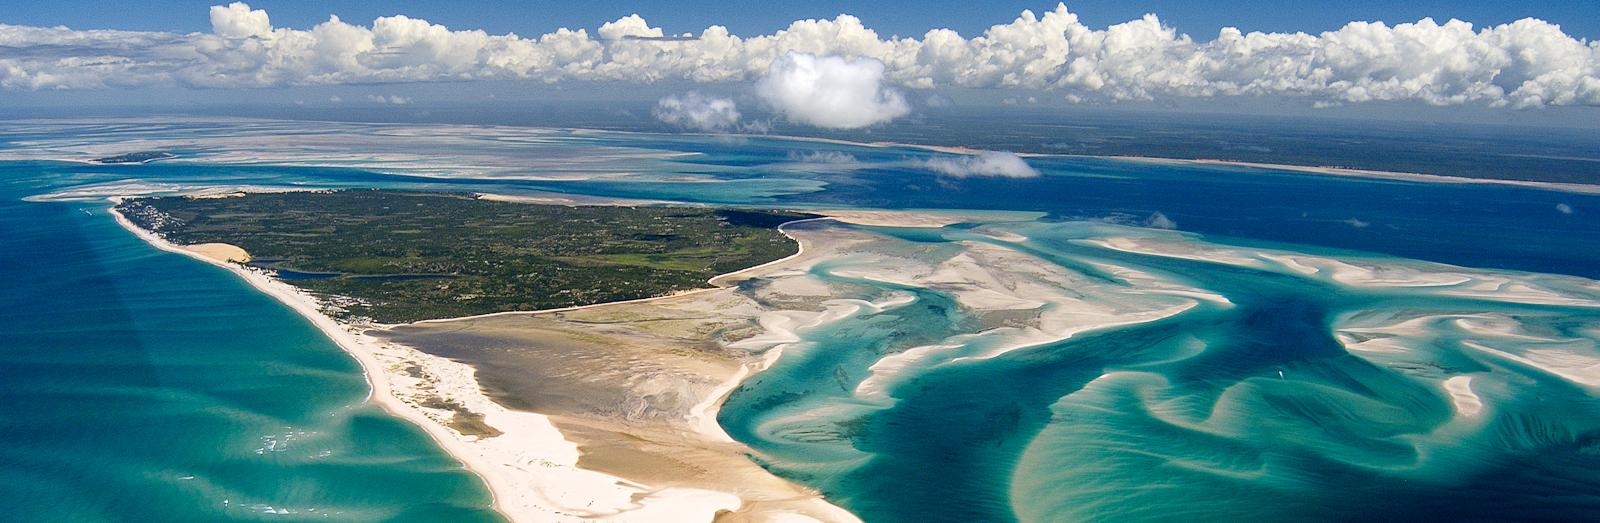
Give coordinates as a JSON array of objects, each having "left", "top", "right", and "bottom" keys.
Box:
[
  {"left": 1115, "top": 156, "right": 1600, "bottom": 195},
  {"left": 816, "top": 209, "right": 1045, "bottom": 228},
  {"left": 183, "top": 243, "right": 250, "bottom": 264},
  {"left": 383, "top": 218, "right": 1232, "bottom": 523},
  {"left": 107, "top": 203, "right": 1260, "bottom": 523},
  {"left": 113, "top": 201, "right": 867, "bottom": 522},
  {"left": 380, "top": 221, "right": 869, "bottom": 523},
  {"left": 111, "top": 202, "right": 837, "bottom": 522},
  {"left": 732, "top": 132, "right": 1600, "bottom": 195}
]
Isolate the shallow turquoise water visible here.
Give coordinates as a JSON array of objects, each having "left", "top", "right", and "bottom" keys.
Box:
[
  {"left": 0, "top": 166, "right": 501, "bottom": 520},
  {"left": 717, "top": 221, "right": 1600, "bottom": 522},
  {"left": 4, "top": 120, "right": 1599, "bottom": 521}
]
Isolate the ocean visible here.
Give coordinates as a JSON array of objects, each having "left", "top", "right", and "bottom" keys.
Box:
[
  {"left": 717, "top": 219, "right": 1600, "bottom": 522},
  {"left": 3, "top": 119, "right": 1598, "bottom": 521},
  {"left": 0, "top": 162, "right": 501, "bottom": 521}
]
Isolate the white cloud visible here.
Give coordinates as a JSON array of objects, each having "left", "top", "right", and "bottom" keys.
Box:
[
  {"left": 757, "top": 52, "right": 910, "bottom": 129},
  {"left": 776, "top": 150, "right": 861, "bottom": 172},
  {"left": 367, "top": 94, "right": 411, "bottom": 104},
  {"left": 0, "top": 2, "right": 1596, "bottom": 108},
  {"left": 653, "top": 92, "right": 740, "bottom": 131},
  {"left": 788, "top": 151, "right": 858, "bottom": 164},
  {"left": 210, "top": 2, "right": 272, "bottom": 39},
  {"left": 1145, "top": 212, "right": 1177, "bottom": 229},
  {"left": 922, "top": 150, "right": 1040, "bottom": 178},
  {"left": 1557, "top": 203, "right": 1574, "bottom": 214},
  {"left": 598, "top": 14, "right": 663, "bottom": 41}
]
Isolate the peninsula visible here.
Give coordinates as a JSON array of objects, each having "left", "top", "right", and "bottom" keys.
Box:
[
  {"left": 115, "top": 190, "right": 814, "bottom": 323},
  {"left": 109, "top": 189, "right": 858, "bottom": 522}
]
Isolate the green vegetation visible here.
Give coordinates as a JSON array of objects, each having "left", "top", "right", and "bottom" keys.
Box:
[{"left": 117, "top": 190, "right": 814, "bottom": 323}]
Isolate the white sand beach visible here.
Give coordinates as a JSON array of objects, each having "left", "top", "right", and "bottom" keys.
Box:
[
  {"left": 110, "top": 201, "right": 854, "bottom": 523},
  {"left": 105, "top": 201, "right": 1110, "bottom": 522}
]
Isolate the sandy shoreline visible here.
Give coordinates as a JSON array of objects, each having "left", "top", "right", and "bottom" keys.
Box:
[
  {"left": 739, "top": 132, "right": 1600, "bottom": 195},
  {"left": 109, "top": 201, "right": 851, "bottom": 522},
  {"left": 106, "top": 197, "right": 1227, "bottom": 523},
  {"left": 1106, "top": 155, "right": 1600, "bottom": 195}
]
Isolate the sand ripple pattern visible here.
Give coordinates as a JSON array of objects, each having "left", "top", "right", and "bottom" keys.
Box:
[{"left": 719, "top": 220, "right": 1600, "bottom": 523}]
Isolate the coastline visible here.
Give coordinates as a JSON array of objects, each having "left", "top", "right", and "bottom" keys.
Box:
[
  {"left": 403, "top": 209, "right": 988, "bottom": 328},
  {"left": 107, "top": 201, "right": 514, "bottom": 519},
  {"left": 16, "top": 117, "right": 1597, "bottom": 200},
  {"left": 1107, "top": 155, "right": 1600, "bottom": 195},
  {"left": 404, "top": 217, "right": 832, "bottom": 327},
  {"left": 107, "top": 201, "right": 801, "bottom": 522},
  {"left": 108, "top": 200, "right": 883, "bottom": 522},
  {"left": 724, "top": 131, "right": 1600, "bottom": 196}
]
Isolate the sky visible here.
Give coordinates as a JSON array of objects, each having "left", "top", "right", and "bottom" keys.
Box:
[
  {"left": 7, "top": 1, "right": 1598, "bottom": 41},
  {"left": 1, "top": 1, "right": 1598, "bottom": 129}
]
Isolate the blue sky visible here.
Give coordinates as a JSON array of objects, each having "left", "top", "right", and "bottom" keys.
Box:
[
  {"left": 7, "top": 0, "right": 1597, "bottom": 39},
  {"left": 2, "top": 1, "right": 1597, "bottom": 125}
]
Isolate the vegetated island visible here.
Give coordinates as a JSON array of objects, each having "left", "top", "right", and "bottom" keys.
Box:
[
  {"left": 114, "top": 190, "right": 816, "bottom": 323},
  {"left": 92, "top": 151, "right": 177, "bottom": 164},
  {"left": 108, "top": 188, "right": 864, "bottom": 521}
]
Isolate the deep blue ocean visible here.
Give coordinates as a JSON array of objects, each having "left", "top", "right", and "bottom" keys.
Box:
[{"left": 2, "top": 120, "right": 1598, "bottom": 521}]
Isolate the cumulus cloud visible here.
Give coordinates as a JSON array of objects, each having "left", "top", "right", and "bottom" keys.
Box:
[
  {"left": 922, "top": 150, "right": 1040, "bottom": 178},
  {"left": 653, "top": 92, "right": 740, "bottom": 131},
  {"left": 210, "top": 2, "right": 271, "bottom": 39},
  {"left": 1556, "top": 203, "right": 1574, "bottom": 214},
  {"left": 0, "top": 2, "right": 1597, "bottom": 108},
  {"left": 757, "top": 52, "right": 910, "bottom": 128}
]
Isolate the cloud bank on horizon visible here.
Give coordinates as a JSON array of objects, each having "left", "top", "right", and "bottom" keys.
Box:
[{"left": 2, "top": 2, "right": 1598, "bottom": 111}]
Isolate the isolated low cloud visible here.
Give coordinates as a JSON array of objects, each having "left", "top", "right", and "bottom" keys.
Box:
[
  {"left": 0, "top": 2, "right": 1597, "bottom": 108},
  {"left": 366, "top": 94, "right": 411, "bottom": 104},
  {"left": 773, "top": 150, "right": 862, "bottom": 172},
  {"left": 789, "top": 151, "right": 858, "bottom": 164},
  {"left": 653, "top": 92, "right": 740, "bottom": 131},
  {"left": 757, "top": 53, "right": 910, "bottom": 129},
  {"left": 923, "top": 150, "right": 1040, "bottom": 178},
  {"left": 1145, "top": 212, "right": 1177, "bottom": 230}
]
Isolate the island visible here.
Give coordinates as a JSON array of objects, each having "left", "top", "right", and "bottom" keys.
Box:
[
  {"left": 109, "top": 189, "right": 868, "bottom": 521},
  {"left": 114, "top": 190, "right": 815, "bottom": 323}
]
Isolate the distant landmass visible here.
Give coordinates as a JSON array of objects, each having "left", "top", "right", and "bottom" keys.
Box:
[
  {"left": 92, "top": 151, "right": 176, "bottom": 164},
  {"left": 212, "top": 102, "right": 1600, "bottom": 186}
]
